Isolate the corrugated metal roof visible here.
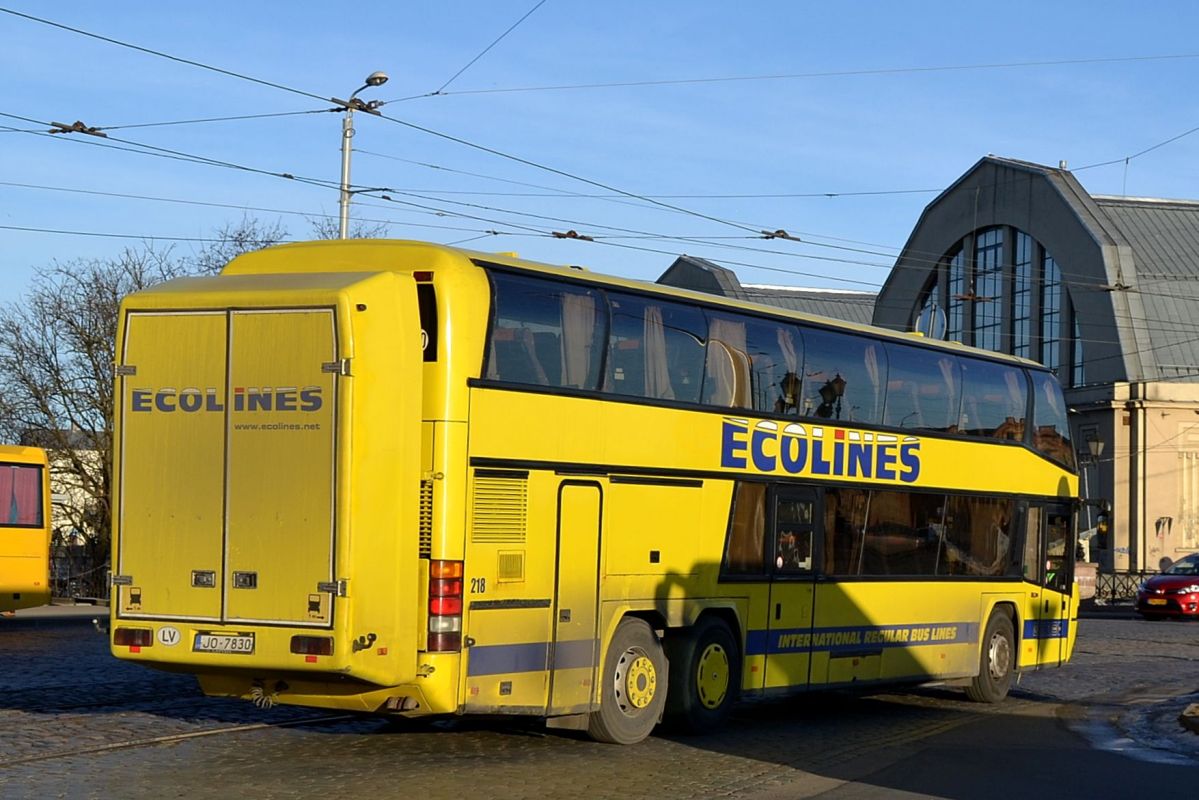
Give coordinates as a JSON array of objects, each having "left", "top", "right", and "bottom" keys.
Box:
[
  {"left": 1094, "top": 197, "right": 1199, "bottom": 279},
  {"left": 740, "top": 286, "right": 877, "bottom": 325},
  {"left": 1094, "top": 197, "right": 1199, "bottom": 380}
]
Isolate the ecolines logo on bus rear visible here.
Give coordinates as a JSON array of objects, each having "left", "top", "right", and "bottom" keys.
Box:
[
  {"left": 721, "top": 417, "right": 921, "bottom": 483},
  {"left": 130, "top": 387, "right": 323, "bottom": 413}
]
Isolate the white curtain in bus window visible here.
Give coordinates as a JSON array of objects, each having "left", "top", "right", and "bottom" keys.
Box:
[
  {"left": 800, "top": 328, "right": 887, "bottom": 425},
  {"left": 486, "top": 272, "right": 606, "bottom": 390},
  {"left": 1, "top": 464, "right": 41, "bottom": 526},
  {"left": 606, "top": 293, "right": 706, "bottom": 403},
  {"left": 775, "top": 326, "right": 800, "bottom": 414},
  {"left": 702, "top": 314, "right": 748, "bottom": 408},
  {"left": 1032, "top": 372, "right": 1075, "bottom": 468},
  {"left": 882, "top": 342, "right": 962, "bottom": 432},
  {"left": 958, "top": 359, "right": 1028, "bottom": 440},
  {"left": 560, "top": 290, "right": 602, "bottom": 389}
]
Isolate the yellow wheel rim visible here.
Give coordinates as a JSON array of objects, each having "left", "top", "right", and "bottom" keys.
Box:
[
  {"left": 617, "top": 650, "right": 657, "bottom": 711},
  {"left": 695, "top": 642, "right": 730, "bottom": 709}
]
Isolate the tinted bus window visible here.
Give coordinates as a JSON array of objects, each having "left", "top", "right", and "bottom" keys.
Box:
[
  {"left": 605, "top": 293, "right": 706, "bottom": 403},
  {"left": 723, "top": 482, "right": 767, "bottom": 575},
  {"left": 0, "top": 463, "right": 43, "bottom": 527},
  {"left": 800, "top": 328, "right": 887, "bottom": 425},
  {"left": 939, "top": 495, "right": 1018, "bottom": 577},
  {"left": 486, "top": 272, "right": 608, "bottom": 390},
  {"left": 703, "top": 312, "right": 803, "bottom": 413},
  {"left": 882, "top": 343, "right": 962, "bottom": 432},
  {"left": 860, "top": 490, "right": 943, "bottom": 576},
  {"left": 959, "top": 359, "right": 1028, "bottom": 441},
  {"left": 1031, "top": 371, "right": 1075, "bottom": 469},
  {"left": 823, "top": 487, "right": 869, "bottom": 575}
]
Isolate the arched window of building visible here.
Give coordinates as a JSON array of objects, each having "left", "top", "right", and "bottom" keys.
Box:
[
  {"left": 929, "top": 228, "right": 1080, "bottom": 386},
  {"left": 1041, "top": 252, "right": 1062, "bottom": 374},
  {"left": 1013, "top": 232, "right": 1033, "bottom": 359},
  {"left": 973, "top": 228, "right": 1004, "bottom": 351}
]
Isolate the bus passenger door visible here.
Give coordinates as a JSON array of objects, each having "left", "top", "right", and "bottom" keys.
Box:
[
  {"left": 1040, "top": 506, "right": 1073, "bottom": 666},
  {"left": 1023, "top": 504, "right": 1071, "bottom": 668},
  {"left": 764, "top": 487, "right": 818, "bottom": 692},
  {"left": 548, "top": 482, "right": 603, "bottom": 714}
]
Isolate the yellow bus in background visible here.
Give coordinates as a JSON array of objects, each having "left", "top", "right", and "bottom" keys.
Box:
[
  {"left": 1, "top": 445, "right": 52, "bottom": 614},
  {"left": 110, "top": 240, "right": 1079, "bottom": 744}
]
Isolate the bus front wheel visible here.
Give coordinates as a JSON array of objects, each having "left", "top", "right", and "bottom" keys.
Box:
[
  {"left": 588, "top": 617, "right": 667, "bottom": 744},
  {"left": 966, "top": 610, "right": 1015, "bottom": 703},
  {"left": 664, "top": 617, "right": 740, "bottom": 733}
]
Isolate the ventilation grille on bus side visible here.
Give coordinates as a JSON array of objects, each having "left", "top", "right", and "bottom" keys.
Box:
[
  {"left": 419, "top": 480, "right": 434, "bottom": 558},
  {"left": 471, "top": 475, "right": 528, "bottom": 544}
]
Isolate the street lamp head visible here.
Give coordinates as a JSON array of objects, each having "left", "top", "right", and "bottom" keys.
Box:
[{"left": 364, "top": 71, "right": 389, "bottom": 87}]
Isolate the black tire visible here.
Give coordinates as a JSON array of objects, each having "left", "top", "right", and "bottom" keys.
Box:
[
  {"left": 966, "top": 610, "right": 1015, "bottom": 703},
  {"left": 587, "top": 617, "right": 668, "bottom": 745},
  {"left": 664, "top": 616, "right": 740, "bottom": 734}
]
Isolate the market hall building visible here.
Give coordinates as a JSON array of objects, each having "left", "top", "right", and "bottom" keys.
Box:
[{"left": 660, "top": 156, "right": 1199, "bottom": 574}]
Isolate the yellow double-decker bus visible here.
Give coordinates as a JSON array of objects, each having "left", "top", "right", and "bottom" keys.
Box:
[
  {"left": 1, "top": 445, "right": 52, "bottom": 614},
  {"left": 111, "top": 240, "right": 1079, "bottom": 743}
]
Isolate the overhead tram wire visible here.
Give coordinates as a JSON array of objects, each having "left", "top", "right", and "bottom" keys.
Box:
[
  {"left": 0, "top": 179, "right": 530, "bottom": 238},
  {"left": 0, "top": 7, "right": 329, "bottom": 104},
  {"left": 401, "top": 52, "right": 1199, "bottom": 99},
  {"left": 2, "top": 110, "right": 353, "bottom": 193},
  {"left": 431, "top": 0, "right": 548, "bottom": 95},
  {"left": 10, "top": 6, "right": 1199, "bottom": 274},
  {"left": 0, "top": 7, "right": 771, "bottom": 239}
]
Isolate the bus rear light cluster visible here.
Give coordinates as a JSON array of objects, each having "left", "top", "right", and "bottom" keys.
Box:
[
  {"left": 428, "top": 560, "right": 463, "bottom": 652},
  {"left": 290, "top": 635, "right": 334, "bottom": 656},
  {"left": 113, "top": 627, "right": 153, "bottom": 648}
]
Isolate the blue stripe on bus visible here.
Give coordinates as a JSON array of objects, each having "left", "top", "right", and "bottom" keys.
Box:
[
  {"left": 467, "top": 642, "right": 548, "bottom": 676},
  {"left": 466, "top": 639, "right": 599, "bottom": 676},
  {"left": 745, "top": 622, "right": 979, "bottom": 656},
  {"left": 1023, "top": 619, "right": 1070, "bottom": 640}
]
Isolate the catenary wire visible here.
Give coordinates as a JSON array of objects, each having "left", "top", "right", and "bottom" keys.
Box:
[{"left": 432, "top": 0, "right": 548, "bottom": 95}]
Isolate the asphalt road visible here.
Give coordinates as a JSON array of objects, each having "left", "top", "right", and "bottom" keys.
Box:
[{"left": 1, "top": 606, "right": 1196, "bottom": 799}]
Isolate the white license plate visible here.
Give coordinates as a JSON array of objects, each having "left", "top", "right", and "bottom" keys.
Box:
[{"left": 193, "top": 632, "right": 255, "bottom": 654}]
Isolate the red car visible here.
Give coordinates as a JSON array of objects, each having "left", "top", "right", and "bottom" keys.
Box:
[{"left": 1136, "top": 554, "right": 1199, "bottom": 619}]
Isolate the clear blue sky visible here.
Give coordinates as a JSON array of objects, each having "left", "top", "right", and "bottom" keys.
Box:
[{"left": 2, "top": 1, "right": 1198, "bottom": 301}]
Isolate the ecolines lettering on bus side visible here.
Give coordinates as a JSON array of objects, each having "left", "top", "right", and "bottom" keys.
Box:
[
  {"left": 130, "top": 387, "right": 323, "bottom": 413},
  {"left": 720, "top": 417, "right": 921, "bottom": 482}
]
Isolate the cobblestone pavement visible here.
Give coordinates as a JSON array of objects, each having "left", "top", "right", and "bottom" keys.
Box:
[{"left": 1, "top": 609, "right": 1196, "bottom": 799}]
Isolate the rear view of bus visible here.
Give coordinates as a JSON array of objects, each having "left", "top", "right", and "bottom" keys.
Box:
[
  {"left": 1, "top": 445, "right": 52, "bottom": 614},
  {"left": 110, "top": 253, "right": 424, "bottom": 705}
]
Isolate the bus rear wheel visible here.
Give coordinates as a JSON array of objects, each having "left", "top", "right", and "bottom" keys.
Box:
[
  {"left": 587, "top": 617, "right": 667, "bottom": 744},
  {"left": 664, "top": 617, "right": 740, "bottom": 733},
  {"left": 966, "top": 610, "right": 1015, "bottom": 703}
]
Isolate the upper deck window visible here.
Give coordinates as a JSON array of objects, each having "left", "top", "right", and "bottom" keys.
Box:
[
  {"left": 958, "top": 360, "right": 1028, "bottom": 441},
  {"left": 702, "top": 312, "right": 803, "bottom": 414},
  {"left": 1, "top": 463, "right": 43, "bottom": 527},
  {"left": 1031, "top": 371, "right": 1074, "bottom": 469},
  {"left": 485, "top": 272, "right": 607, "bottom": 390},
  {"left": 800, "top": 328, "right": 887, "bottom": 425},
  {"left": 882, "top": 342, "right": 961, "bottom": 432},
  {"left": 605, "top": 292, "right": 706, "bottom": 403}
]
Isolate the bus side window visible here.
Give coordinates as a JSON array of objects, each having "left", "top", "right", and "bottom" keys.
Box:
[
  {"left": 774, "top": 494, "right": 814, "bottom": 573},
  {"left": 1, "top": 463, "right": 43, "bottom": 526},
  {"left": 722, "top": 482, "right": 767, "bottom": 576},
  {"left": 1023, "top": 506, "right": 1042, "bottom": 582}
]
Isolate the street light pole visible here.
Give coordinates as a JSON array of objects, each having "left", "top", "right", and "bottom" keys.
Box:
[{"left": 335, "top": 71, "right": 389, "bottom": 240}]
